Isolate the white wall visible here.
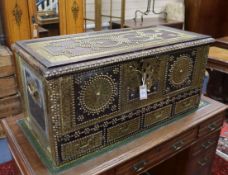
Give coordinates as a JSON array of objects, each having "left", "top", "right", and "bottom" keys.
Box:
[{"left": 85, "top": 0, "right": 184, "bottom": 23}]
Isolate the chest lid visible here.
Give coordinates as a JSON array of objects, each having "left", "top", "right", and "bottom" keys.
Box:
[{"left": 14, "top": 26, "right": 214, "bottom": 78}]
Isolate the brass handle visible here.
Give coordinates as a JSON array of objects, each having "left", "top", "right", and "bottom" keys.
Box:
[
  {"left": 132, "top": 160, "right": 147, "bottom": 173},
  {"left": 27, "top": 80, "right": 40, "bottom": 106},
  {"left": 208, "top": 123, "right": 217, "bottom": 131},
  {"left": 198, "top": 157, "right": 209, "bottom": 167},
  {"left": 119, "top": 123, "right": 130, "bottom": 134},
  {"left": 183, "top": 101, "right": 191, "bottom": 108},
  {"left": 201, "top": 141, "right": 214, "bottom": 149},
  {"left": 76, "top": 138, "right": 94, "bottom": 149},
  {"left": 155, "top": 112, "right": 162, "bottom": 119},
  {"left": 172, "top": 140, "right": 185, "bottom": 151}
]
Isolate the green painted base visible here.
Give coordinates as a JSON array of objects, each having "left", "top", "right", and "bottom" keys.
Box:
[{"left": 17, "top": 100, "right": 208, "bottom": 174}]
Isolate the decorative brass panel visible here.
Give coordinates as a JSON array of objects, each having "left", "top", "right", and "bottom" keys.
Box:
[
  {"left": 74, "top": 65, "right": 120, "bottom": 125},
  {"left": 175, "top": 95, "right": 200, "bottom": 114},
  {"left": 124, "top": 57, "right": 164, "bottom": 101},
  {"left": 46, "top": 77, "right": 75, "bottom": 137},
  {"left": 22, "top": 27, "right": 204, "bottom": 68},
  {"left": 107, "top": 118, "right": 140, "bottom": 143},
  {"left": 60, "top": 76, "right": 75, "bottom": 134},
  {"left": 165, "top": 49, "right": 197, "bottom": 93},
  {"left": 80, "top": 75, "right": 116, "bottom": 114},
  {"left": 144, "top": 105, "right": 172, "bottom": 127},
  {"left": 60, "top": 131, "right": 102, "bottom": 161},
  {"left": 169, "top": 56, "right": 193, "bottom": 87},
  {"left": 195, "top": 46, "right": 210, "bottom": 87}
]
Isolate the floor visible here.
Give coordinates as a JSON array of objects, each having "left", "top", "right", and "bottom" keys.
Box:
[{"left": 0, "top": 139, "right": 12, "bottom": 164}]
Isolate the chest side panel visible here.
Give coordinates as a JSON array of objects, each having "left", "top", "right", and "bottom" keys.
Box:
[{"left": 18, "top": 56, "right": 51, "bottom": 158}]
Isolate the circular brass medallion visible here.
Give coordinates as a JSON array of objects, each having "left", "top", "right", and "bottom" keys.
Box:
[
  {"left": 80, "top": 75, "right": 116, "bottom": 114},
  {"left": 169, "top": 56, "right": 193, "bottom": 87}
]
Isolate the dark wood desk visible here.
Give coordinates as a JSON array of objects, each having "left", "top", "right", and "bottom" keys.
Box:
[
  {"left": 1, "top": 96, "right": 227, "bottom": 175},
  {"left": 112, "top": 18, "right": 183, "bottom": 29}
]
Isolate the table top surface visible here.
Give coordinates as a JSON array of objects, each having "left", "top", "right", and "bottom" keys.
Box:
[
  {"left": 207, "top": 45, "right": 228, "bottom": 73},
  {"left": 1, "top": 96, "right": 227, "bottom": 175},
  {"left": 216, "top": 36, "right": 228, "bottom": 46},
  {"left": 113, "top": 17, "right": 183, "bottom": 29},
  {"left": 207, "top": 36, "right": 228, "bottom": 73},
  {"left": 209, "top": 47, "right": 228, "bottom": 62}
]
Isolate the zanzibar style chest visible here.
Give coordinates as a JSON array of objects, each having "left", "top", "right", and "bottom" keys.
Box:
[{"left": 13, "top": 26, "right": 213, "bottom": 167}]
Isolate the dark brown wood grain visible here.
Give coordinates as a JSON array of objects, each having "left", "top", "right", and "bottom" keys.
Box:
[
  {"left": 185, "top": 0, "right": 228, "bottom": 38},
  {"left": 1, "top": 96, "right": 227, "bottom": 175}
]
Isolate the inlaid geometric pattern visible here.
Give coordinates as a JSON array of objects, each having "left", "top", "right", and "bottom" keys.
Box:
[
  {"left": 165, "top": 49, "right": 197, "bottom": 93},
  {"left": 25, "top": 27, "right": 200, "bottom": 67},
  {"left": 170, "top": 56, "right": 193, "bottom": 86},
  {"left": 74, "top": 65, "right": 120, "bottom": 125}
]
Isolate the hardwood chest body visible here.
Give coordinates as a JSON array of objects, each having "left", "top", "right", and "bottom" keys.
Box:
[{"left": 13, "top": 26, "right": 213, "bottom": 167}]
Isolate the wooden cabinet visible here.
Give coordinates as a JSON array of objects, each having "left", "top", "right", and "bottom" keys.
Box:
[
  {"left": 0, "top": 0, "right": 84, "bottom": 47},
  {"left": 59, "top": 0, "right": 84, "bottom": 35},
  {"left": 181, "top": 131, "right": 221, "bottom": 175},
  {"left": 116, "top": 128, "right": 197, "bottom": 175},
  {"left": 1, "top": 96, "right": 227, "bottom": 175},
  {"left": 198, "top": 114, "right": 224, "bottom": 137},
  {"left": 0, "top": 0, "right": 32, "bottom": 47},
  {"left": 191, "top": 131, "right": 221, "bottom": 157},
  {"left": 185, "top": 0, "right": 228, "bottom": 38}
]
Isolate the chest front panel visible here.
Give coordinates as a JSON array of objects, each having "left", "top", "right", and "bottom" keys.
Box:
[{"left": 41, "top": 46, "right": 209, "bottom": 165}]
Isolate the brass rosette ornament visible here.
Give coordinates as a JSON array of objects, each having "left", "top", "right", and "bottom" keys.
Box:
[{"left": 79, "top": 75, "right": 117, "bottom": 115}]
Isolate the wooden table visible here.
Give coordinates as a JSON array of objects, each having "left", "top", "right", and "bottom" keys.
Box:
[
  {"left": 214, "top": 36, "right": 228, "bottom": 49},
  {"left": 112, "top": 18, "right": 183, "bottom": 29},
  {"left": 1, "top": 96, "right": 227, "bottom": 175}
]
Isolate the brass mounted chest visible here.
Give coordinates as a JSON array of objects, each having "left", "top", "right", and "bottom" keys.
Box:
[{"left": 13, "top": 26, "right": 213, "bottom": 167}]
